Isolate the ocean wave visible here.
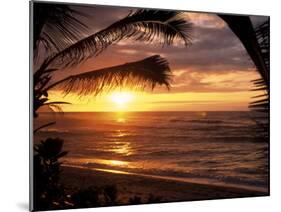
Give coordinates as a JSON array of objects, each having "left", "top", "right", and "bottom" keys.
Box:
[
  {"left": 170, "top": 119, "right": 224, "bottom": 124},
  {"left": 145, "top": 169, "right": 268, "bottom": 189},
  {"left": 233, "top": 167, "right": 267, "bottom": 175},
  {"left": 64, "top": 160, "right": 268, "bottom": 190},
  {"left": 38, "top": 128, "right": 69, "bottom": 133},
  {"left": 144, "top": 149, "right": 215, "bottom": 157}
]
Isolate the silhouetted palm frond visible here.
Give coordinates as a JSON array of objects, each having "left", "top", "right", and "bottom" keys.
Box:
[
  {"left": 248, "top": 20, "right": 269, "bottom": 137},
  {"left": 255, "top": 20, "right": 269, "bottom": 71},
  {"left": 34, "top": 122, "right": 56, "bottom": 134},
  {"left": 41, "top": 9, "right": 192, "bottom": 69},
  {"left": 45, "top": 55, "right": 171, "bottom": 96},
  {"left": 219, "top": 16, "right": 269, "bottom": 138},
  {"left": 219, "top": 15, "right": 269, "bottom": 86},
  {"left": 33, "top": 3, "right": 89, "bottom": 56},
  {"left": 249, "top": 20, "right": 269, "bottom": 112}
]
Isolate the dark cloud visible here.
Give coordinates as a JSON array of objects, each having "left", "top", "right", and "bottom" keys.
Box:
[
  {"left": 79, "top": 23, "right": 254, "bottom": 73},
  {"left": 70, "top": 5, "right": 133, "bottom": 33}
]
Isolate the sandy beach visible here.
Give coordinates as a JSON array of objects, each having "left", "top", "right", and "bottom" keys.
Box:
[{"left": 60, "top": 165, "right": 268, "bottom": 205}]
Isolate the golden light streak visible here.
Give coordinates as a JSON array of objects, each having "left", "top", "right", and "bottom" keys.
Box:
[{"left": 45, "top": 89, "right": 261, "bottom": 112}]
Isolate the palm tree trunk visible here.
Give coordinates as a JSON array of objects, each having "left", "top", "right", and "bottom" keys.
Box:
[{"left": 218, "top": 15, "right": 269, "bottom": 88}]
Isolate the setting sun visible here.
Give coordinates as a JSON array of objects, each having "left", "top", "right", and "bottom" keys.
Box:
[{"left": 109, "top": 92, "right": 134, "bottom": 109}]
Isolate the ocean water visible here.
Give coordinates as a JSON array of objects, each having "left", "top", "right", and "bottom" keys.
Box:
[{"left": 34, "top": 111, "right": 269, "bottom": 192}]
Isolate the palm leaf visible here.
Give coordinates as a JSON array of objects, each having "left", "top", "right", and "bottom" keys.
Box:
[
  {"left": 47, "top": 104, "right": 64, "bottom": 113},
  {"left": 34, "top": 121, "right": 56, "bottom": 134},
  {"left": 251, "top": 93, "right": 268, "bottom": 99},
  {"left": 33, "top": 3, "right": 89, "bottom": 56},
  {"left": 219, "top": 15, "right": 269, "bottom": 87},
  {"left": 40, "top": 9, "right": 192, "bottom": 70},
  {"left": 250, "top": 99, "right": 269, "bottom": 105},
  {"left": 45, "top": 55, "right": 171, "bottom": 96},
  {"left": 250, "top": 19, "right": 269, "bottom": 137},
  {"left": 219, "top": 15, "right": 269, "bottom": 138},
  {"left": 248, "top": 19, "right": 269, "bottom": 113},
  {"left": 255, "top": 20, "right": 269, "bottom": 71}
]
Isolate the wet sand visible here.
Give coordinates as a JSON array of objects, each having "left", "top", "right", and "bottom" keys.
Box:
[{"left": 60, "top": 165, "right": 268, "bottom": 204}]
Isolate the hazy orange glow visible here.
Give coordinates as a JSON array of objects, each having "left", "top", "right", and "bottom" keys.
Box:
[{"left": 45, "top": 88, "right": 263, "bottom": 112}]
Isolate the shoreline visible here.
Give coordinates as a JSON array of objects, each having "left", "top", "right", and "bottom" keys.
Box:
[
  {"left": 60, "top": 165, "right": 268, "bottom": 204},
  {"left": 63, "top": 164, "right": 268, "bottom": 193}
]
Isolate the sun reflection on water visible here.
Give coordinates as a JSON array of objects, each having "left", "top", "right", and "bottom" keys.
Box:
[
  {"left": 115, "top": 111, "right": 127, "bottom": 123},
  {"left": 196, "top": 111, "right": 207, "bottom": 118},
  {"left": 115, "top": 130, "right": 128, "bottom": 137},
  {"left": 72, "top": 158, "right": 130, "bottom": 167},
  {"left": 108, "top": 160, "right": 127, "bottom": 166},
  {"left": 110, "top": 129, "right": 133, "bottom": 156},
  {"left": 113, "top": 142, "right": 132, "bottom": 156},
  {"left": 117, "top": 118, "right": 125, "bottom": 123}
]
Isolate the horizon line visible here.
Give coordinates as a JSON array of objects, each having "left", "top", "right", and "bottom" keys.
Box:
[{"left": 39, "top": 110, "right": 251, "bottom": 113}]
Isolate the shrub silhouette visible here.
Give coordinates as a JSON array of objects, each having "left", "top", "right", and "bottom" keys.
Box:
[
  {"left": 70, "top": 185, "right": 119, "bottom": 208},
  {"left": 104, "top": 185, "right": 118, "bottom": 205},
  {"left": 129, "top": 194, "right": 162, "bottom": 205},
  {"left": 33, "top": 138, "right": 69, "bottom": 210},
  {"left": 147, "top": 193, "right": 162, "bottom": 203},
  {"left": 71, "top": 186, "right": 102, "bottom": 208},
  {"left": 129, "top": 196, "right": 142, "bottom": 204}
]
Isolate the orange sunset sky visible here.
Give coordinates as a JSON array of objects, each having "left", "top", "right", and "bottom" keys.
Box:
[{"left": 42, "top": 5, "right": 267, "bottom": 112}]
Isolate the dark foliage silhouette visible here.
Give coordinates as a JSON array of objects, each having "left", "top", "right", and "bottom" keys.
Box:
[
  {"left": 33, "top": 138, "right": 69, "bottom": 210},
  {"left": 44, "top": 55, "right": 172, "bottom": 96},
  {"left": 71, "top": 186, "right": 102, "bottom": 208},
  {"left": 33, "top": 3, "right": 88, "bottom": 57},
  {"left": 147, "top": 193, "right": 162, "bottom": 203},
  {"left": 219, "top": 15, "right": 269, "bottom": 139},
  {"left": 32, "top": 3, "right": 193, "bottom": 117},
  {"left": 103, "top": 185, "right": 118, "bottom": 206},
  {"left": 129, "top": 196, "right": 142, "bottom": 204},
  {"left": 129, "top": 194, "right": 162, "bottom": 205},
  {"left": 70, "top": 185, "right": 121, "bottom": 208}
]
